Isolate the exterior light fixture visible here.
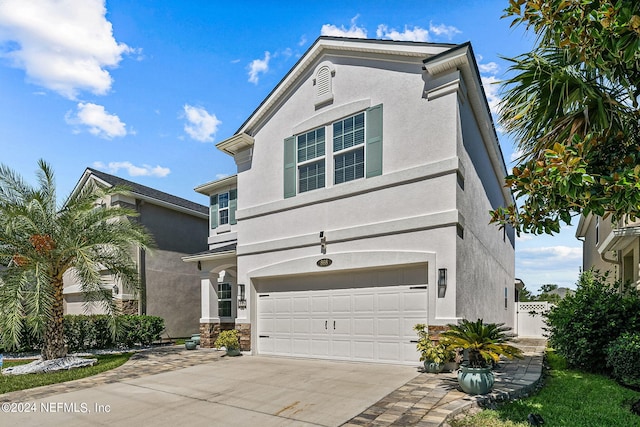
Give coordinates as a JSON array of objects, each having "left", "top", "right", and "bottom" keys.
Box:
[
  {"left": 437, "top": 268, "right": 447, "bottom": 298},
  {"left": 112, "top": 284, "right": 119, "bottom": 295},
  {"left": 238, "top": 284, "right": 247, "bottom": 309}
]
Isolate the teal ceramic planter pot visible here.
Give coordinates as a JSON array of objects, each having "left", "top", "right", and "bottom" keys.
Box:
[
  {"left": 424, "top": 361, "right": 443, "bottom": 373},
  {"left": 185, "top": 340, "right": 197, "bottom": 350},
  {"left": 457, "top": 365, "right": 494, "bottom": 395},
  {"left": 226, "top": 348, "right": 241, "bottom": 357},
  {"left": 191, "top": 334, "right": 201, "bottom": 345}
]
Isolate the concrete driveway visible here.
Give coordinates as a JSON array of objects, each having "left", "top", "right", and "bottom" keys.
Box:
[{"left": 2, "top": 356, "right": 420, "bottom": 426}]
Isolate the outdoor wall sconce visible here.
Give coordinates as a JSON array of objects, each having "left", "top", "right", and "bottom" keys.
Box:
[
  {"left": 320, "top": 231, "right": 326, "bottom": 254},
  {"left": 112, "top": 284, "right": 119, "bottom": 295},
  {"left": 238, "top": 284, "right": 247, "bottom": 309},
  {"left": 437, "top": 268, "right": 447, "bottom": 298},
  {"left": 197, "top": 261, "right": 201, "bottom": 271}
]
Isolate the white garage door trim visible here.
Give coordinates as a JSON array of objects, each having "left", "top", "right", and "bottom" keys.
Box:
[{"left": 257, "top": 284, "right": 428, "bottom": 365}]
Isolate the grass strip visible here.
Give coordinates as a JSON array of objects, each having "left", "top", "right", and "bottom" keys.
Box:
[
  {"left": 451, "top": 350, "right": 640, "bottom": 427},
  {"left": 1, "top": 353, "right": 133, "bottom": 394}
]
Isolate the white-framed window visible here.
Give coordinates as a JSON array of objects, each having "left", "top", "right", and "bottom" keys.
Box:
[
  {"left": 333, "top": 112, "right": 365, "bottom": 185},
  {"left": 283, "top": 104, "right": 382, "bottom": 199},
  {"left": 218, "top": 283, "right": 232, "bottom": 317},
  {"left": 209, "top": 189, "right": 237, "bottom": 229},
  {"left": 297, "top": 127, "right": 326, "bottom": 193},
  {"left": 218, "top": 192, "right": 229, "bottom": 225}
]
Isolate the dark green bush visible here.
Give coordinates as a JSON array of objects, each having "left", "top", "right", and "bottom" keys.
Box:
[
  {"left": 63, "top": 314, "right": 164, "bottom": 351},
  {"left": 606, "top": 332, "right": 640, "bottom": 388},
  {"left": 117, "top": 315, "right": 165, "bottom": 347},
  {"left": 546, "top": 270, "right": 640, "bottom": 372}
]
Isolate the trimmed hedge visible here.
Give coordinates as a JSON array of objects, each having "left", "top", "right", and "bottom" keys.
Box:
[
  {"left": 64, "top": 315, "right": 165, "bottom": 352},
  {"left": 606, "top": 332, "right": 640, "bottom": 389},
  {"left": 1, "top": 315, "right": 165, "bottom": 353}
]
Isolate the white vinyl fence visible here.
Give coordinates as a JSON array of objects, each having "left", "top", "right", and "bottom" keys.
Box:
[{"left": 516, "top": 301, "right": 552, "bottom": 338}]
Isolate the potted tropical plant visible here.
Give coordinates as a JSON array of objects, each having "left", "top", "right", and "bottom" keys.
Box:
[
  {"left": 214, "top": 329, "right": 241, "bottom": 356},
  {"left": 441, "top": 318, "right": 523, "bottom": 395},
  {"left": 413, "top": 324, "right": 456, "bottom": 373}
]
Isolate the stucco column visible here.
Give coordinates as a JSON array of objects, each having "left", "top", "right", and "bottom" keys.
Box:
[{"left": 200, "top": 274, "right": 219, "bottom": 323}]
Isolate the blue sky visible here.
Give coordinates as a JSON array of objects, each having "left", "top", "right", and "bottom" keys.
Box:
[{"left": 0, "top": 0, "right": 582, "bottom": 293}]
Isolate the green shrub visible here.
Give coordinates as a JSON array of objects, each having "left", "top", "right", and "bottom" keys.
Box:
[
  {"left": 546, "top": 270, "right": 640, "bottom": 372},
  {"left": 606, "top": 332, "right": 640, "bottom": 388},
  {"left": 117, "top": 315, "right": 165, "bottom": 347},
  {"left": 63, "top": 314, "right": 164, "bottom": 351}
]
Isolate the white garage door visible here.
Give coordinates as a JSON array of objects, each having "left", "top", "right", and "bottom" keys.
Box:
[{"left": 257, "top": 285, "right": 428, "bottom": 365}]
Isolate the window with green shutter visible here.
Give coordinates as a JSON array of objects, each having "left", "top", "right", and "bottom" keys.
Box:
[
  {"left": 282, "top": 104, "right": 383, "bottom": 197},
  {"left": 210, "top": 190, "right": 238, "bottom": 228}
]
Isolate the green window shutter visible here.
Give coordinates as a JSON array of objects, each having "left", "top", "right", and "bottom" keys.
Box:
[
  {"left": 229, "top": 189, "right": 237, "bottom": 225},
  {"left": 209, "top": 193, "right": 218, "bottom": 229},
  {"left": 283, "top": 136, "right": 297, "bottom": 198},
  {"left": 365, "top": 104, "right": 383, "bottom": 178}
]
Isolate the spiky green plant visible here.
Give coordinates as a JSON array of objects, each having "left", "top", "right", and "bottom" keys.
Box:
[
  {"left": 441, "top": 319, "right": 523, "bottom": 368},
  {"left": 0, "top": 160, "right": 153, "bottom": 360}
]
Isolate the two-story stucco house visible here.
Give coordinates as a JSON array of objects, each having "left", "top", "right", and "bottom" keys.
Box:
[
  {"left": 576, "top": 214, "right": 640, "bottom": 290},
  {"left": 64, "top": 168, "right": 209, "bottom": 338},
  {"left": 183, "top": 37, "right": 515, "bottom": 365}
]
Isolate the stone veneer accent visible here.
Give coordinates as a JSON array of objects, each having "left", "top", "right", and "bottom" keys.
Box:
[
  {"left": 199, "top": 322, "right": 252, "bottom": 351},
  {"left": 428, "top": 324, "right": 450, "bottom": 342},
  {"left": 116, "top": 299, "right": 138, "bottom": 315}
]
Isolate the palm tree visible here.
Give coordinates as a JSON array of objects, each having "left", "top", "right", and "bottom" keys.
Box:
[{"left": 0, "top": 160, "right": 153, "bottom": 360}]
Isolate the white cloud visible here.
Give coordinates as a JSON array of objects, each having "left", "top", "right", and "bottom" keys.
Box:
[
  {"left": 248, "top": 51, "right": 271, "bottom": 84},
  {"left": 321, "top": 15, "right": 367, "bottom": 38},
  {"left": 478, "top": 61, "right": 499, "bottom": 74},
  {"left": 428, "top": 22, "right": 462, "bottom": 40},
  {"left": 518, "top": 246, "right": 582, "bottom": 264},
  {"left": 510, "top": 149, "right": 524, "bottom": 162},
  {"left": 0, "top": 0, "right": 134, "bottom": 99},
  {"left": 481, "top": 75, "right": 501, "bottom": 115},
  {"left": 376, "top": 25, "right": 429, "bottom": 42},
  {"left": 93, "top": 161, "right": 170, "bottom": 178},
  {"left": 215, "top": 173, "right": 230, "bottom": 180},
  {"left": 65, "top": 102, "right": 127, "bottom": 139},
  {"left": 182, "top": 104, "right": 221, "bottom": 142}
]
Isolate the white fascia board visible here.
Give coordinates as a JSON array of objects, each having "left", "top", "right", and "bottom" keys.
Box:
[
  {"left": 216, "top": 133, "right": 254, "bottom": 156},
  {"left": 182, "top": 250, "right": 236, "bottom": 263},
  {"left": 598, "top": 226, "right": 640, "bottom": 254},
  {"left": 194, "top": 175, "right": 238, "bottom": 196},
  {"left": 424, "top": 43, "right": 513, "bottom": 205},
  {"left": 575, "top": 213, "right": 592, "bottom": 238}
]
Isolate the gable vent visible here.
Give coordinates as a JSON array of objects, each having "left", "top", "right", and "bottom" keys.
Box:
[{"left": 313, "top": 61, "right": 335, "bottom": 107}]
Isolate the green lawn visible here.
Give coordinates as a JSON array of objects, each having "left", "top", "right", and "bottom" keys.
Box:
[
  {"left": 451, "top": 351, "right": 640, "bottom": 427},
  {"left": 1, "top": 353, "right": 133, "bottom": 394}
]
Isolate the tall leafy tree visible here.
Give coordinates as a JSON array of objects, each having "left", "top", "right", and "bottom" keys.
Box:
[
  {"left": 0, "top": 160, "right": 153, "bottom": 359},
  {"left": 491, "top": 0, "right": 640, "bottom": 234}
]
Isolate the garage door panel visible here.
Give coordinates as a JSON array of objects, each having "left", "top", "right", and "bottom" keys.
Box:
[
  {"left": 257, "top": 284, "right": 427, "bottom": 365},
  {"left": 331, "top": 295, "right": 351, "bottom": 313},
  {"left": 378, "top": 293, "right": 400, "bottom": 312},
  {"left": 353, "top": 294, "right": 374, "bottom": 313},
  {"left": 377, "top": 342, "right": 401, "bottom": 362},
  {"left": 403, "top": 291, "right": 428, "bottom": 312},
  {"left": 311, "top": 339, "right": 330, "bottom": 356},
  {"left": 331, "top": 339, "right": 351, "bottom": 358},
  {"left": 275, "top": 318, "right": 291, "bottom": 333},
  {"left": 292, "top": 318, "right": 310, "bottom": 334},
  {"left": 377, "top": 318, "right": 400, "bottom": 337},
  {"left": 311, "top": 296, "right": 330, "bottom": 313},
  {"left": 292, "top": 297, "right": 310, "bottom": 313}
]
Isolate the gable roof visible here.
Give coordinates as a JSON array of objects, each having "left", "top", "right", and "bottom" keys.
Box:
[
  {"left": 230, "top": 36, "right": 457, "bottom": 138},
  {"left": 77, "top": 168, "right": 208, "bottom": 217}
]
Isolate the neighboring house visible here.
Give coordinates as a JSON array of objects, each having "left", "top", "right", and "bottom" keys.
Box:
[
  {"left": 576, "top": 214, "right": 640, "bottom": 290},
  {"left": 64, "top": 168, "right": 209, "bottom": 338},
  {"left": 183, "top": 37, "right": 515, "bottom": 365}
]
